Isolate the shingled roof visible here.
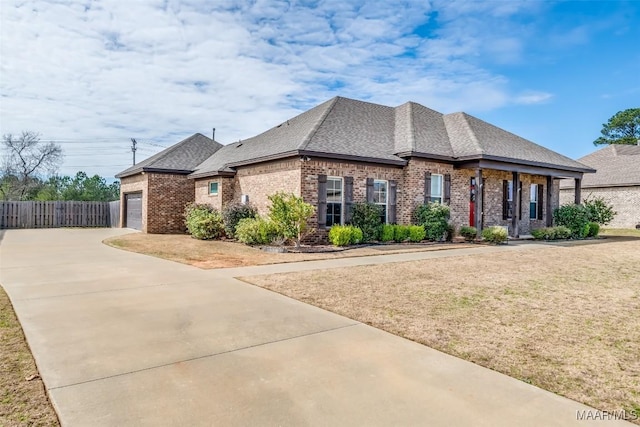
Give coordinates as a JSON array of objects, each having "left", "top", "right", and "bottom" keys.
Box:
[
  {"left": 116, "top": 133, "right": 222, "bottom": 178},
  {"left": 559, "top": 144, "right": 640, "bottom": 188},
  {"left": 187, "top": 96, "right": 593, "bottom": 178}
]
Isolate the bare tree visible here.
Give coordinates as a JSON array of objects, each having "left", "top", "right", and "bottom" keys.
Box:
[{"left": 1, "top": 131, "right": 63, "bottom": 200}]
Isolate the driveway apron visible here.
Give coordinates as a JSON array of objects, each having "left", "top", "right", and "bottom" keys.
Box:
[{"left": 0, "top": 229, "right": 631, "bottom": 426}]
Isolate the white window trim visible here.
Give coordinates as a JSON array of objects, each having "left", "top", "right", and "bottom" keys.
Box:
[
  {"left": 208, "top": 181, "right": 219, "bottom": 196},
  {"left": 530, "top": 183, "right": 538, "bottom": 220},
  {"left": 326, "top": 176, "right": 344, "bottom": 227},
  {"left": 431, "top": 173, "right": 444, "bottom": 204},
  {"left": 373, "top": 179, "right": 388, "bottom": 223}
]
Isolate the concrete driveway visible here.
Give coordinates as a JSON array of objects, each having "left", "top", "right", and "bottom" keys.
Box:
[{"left": 0, "top": 229, "right": 631, "bottom": 426}]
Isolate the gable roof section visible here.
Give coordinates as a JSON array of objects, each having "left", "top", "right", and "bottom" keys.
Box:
[
  {"left": 116, "top": 133, "right": 222, "bottom": 178},
  {"left": 559, "top": 144, "right": 640, "bottom": 188},
  {"left": 444, "top": 112, "right": 592, "bottom": 172},
  {"left": 189, "top": 96, "right": 594, "bottom": 179}
]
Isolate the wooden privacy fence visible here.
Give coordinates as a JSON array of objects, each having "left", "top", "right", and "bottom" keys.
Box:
[{"left": 0, "top": 201, "right": 121, "bottom": 229}]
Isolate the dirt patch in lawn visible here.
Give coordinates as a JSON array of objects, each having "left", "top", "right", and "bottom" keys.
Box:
[
  {"left": 0, "top": 286, "right": 60, "bottom": 427},
  {"left": 103, "top": 233, "right": 472, "bottom": 269},
  {"left": 242, "top": 236, "right": 640, "bottom": 422}
]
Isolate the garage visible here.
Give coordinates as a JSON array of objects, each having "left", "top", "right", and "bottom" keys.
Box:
[{"left": 125, "top": 193, "right": 142, "bottom": 230}]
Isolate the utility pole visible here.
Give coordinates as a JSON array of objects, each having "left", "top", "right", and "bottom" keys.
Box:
[{"left": 130, "top": 138, "right": 137, "bottom": 165}]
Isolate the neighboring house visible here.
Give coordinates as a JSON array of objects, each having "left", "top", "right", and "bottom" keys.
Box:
[
  {"left": 559, "top": 144, "right": 640, "bottom": 229},
  {"left": 117, "top": 97, "right": 594, "bottom": 241}
]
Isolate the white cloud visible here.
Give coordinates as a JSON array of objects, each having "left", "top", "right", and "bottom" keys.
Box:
[
  {"left": 514, "top": 91, "right": 554, "bottom": 105},
  {"left": 1, "top": 0, "right": 558, "bottom": 177}
]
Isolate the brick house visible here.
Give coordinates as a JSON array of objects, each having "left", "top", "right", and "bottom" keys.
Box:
[
  {"left": 117, "top": 97, "right": 593, "bottom": 240},
  {"left": 559, "top": 144, "right": 640, "bottom": 229}
]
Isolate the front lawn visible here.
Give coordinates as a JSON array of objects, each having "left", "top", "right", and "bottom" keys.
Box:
[{"left": 241, "top": 235, "right": 640, "bottom": 423}]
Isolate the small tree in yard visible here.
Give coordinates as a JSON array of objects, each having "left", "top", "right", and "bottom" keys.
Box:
[
  {"left": 413, "top": 203, "right": 450, "bottom": 241},
  {"left": 583, "top": 195, "right": 616, "bottom": 226},
  {"left": 267, "top": 192, "right": 315, "bottom": 247}
]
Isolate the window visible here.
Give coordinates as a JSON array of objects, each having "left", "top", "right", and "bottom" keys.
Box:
[
  {"left": 209, "top": 182, "right": 219, "bottom": 195},
  {"left": 506, "top": 180, "right": 514, "bottom": 218},
  {"left": 430, "top": 174, "right": 443, "bottom": 203},
  {"left": 326, "top": 177, "right": 343, "bottom": 227},
  {"left": 530, "top": 184, "right": 538, "bottom": 219},
  {"left": 373, "top": 180, "right": 388, "bottom": 223}
]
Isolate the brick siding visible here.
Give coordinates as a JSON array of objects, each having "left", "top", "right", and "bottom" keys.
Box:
[
  {"left": 560, "top": 186, "right": 640, "bottom": 228},
  {"left": 121, "top": 157, "right": 567, "bottom": 239},
  {"left": 146, "top": 173, "right": 194, "bottom": 234}
]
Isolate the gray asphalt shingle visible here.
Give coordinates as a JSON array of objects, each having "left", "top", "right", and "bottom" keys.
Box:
[
  {"left": 134, "top": 97, "right": 592, "bottom": 179},
  {"left": 559, "top": 144, "right": 640, "bottom": 188},
  {"left": 116, "top": 133, "right": 222, "bottom": 178}
]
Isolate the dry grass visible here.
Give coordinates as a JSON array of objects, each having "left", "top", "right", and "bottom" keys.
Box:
[
  {"left": 0, "top": 286, "right": 59, "bottom": 427},
  {"left": 242, "top": 236, "right": 640, "bottom": 422},
  {"left": 103, "top": 233, "right": 471, "bottom": 269},
  {"left": 601, "top": 228, "right": 640, "bottom": 238}
]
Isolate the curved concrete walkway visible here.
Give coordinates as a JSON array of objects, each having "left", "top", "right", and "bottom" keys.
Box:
[{"left": 0, "top": 229, "right": 631, "bottom": 426}]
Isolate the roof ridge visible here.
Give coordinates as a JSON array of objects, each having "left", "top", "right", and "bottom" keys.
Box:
[
  {"left": 407, "top": 102, "right": 416, "bottom": 152},
  {"left": 298, "top": 96, "right": 340, "bottom": 151},
  {"left": 444, "top": 112, "right": 483, "bottom": 156},
  {"left": 148, "top": 133, "right": 215, "bottom": 165}
]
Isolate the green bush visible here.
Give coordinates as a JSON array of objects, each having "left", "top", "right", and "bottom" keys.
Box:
[
  {"left": 222, "top": 203, "right": 258, "bottom": 238},
  {"left": 393, "top": 225, "right": 411, "bottom": 242},
  {"left": 481, "top": 226, "right": 508, "bottom": 244},
  {"left": 445, "top": 223, "right": 455, "bottom": 242},
  {"left": 408, "top": 225, "right": 426, "bottom": 243},
  {"left": 328, "top": 225, "right": 363, "bottom": 246},
  {"left": 380, "top": 224, "right": 395, "bottom": 242},
  {"left": 531, "top": 226, "right": 573, "bottom": 240},
  {"left": 235, "top": 217, "right": 280, "bottom": 245},
  {"left": 587, "top": 222, "right": 600, "bottom": 238},
  {"left": 350, "top": 203, "right": 383, "bottom": 242},
  {"left": 183, "top": 203, "right": 224, "bottom": 240},
  {"left": 553, "top": 204, "right": 591, "bottom": 238},
  {"left": 268, "top": 192, "right": 315, "bottom": 247},
  {"left": 584, "top": 196, "right": 616, "bottom": 225},
  {"left": 459, "top": 226, "right": 477, "bottom": 241},
  {"left": 554, "top": 226, "right": 573, "bottom": 239},
  {"left": 413, "top": 203, "right": 450, "bottom": 241}
]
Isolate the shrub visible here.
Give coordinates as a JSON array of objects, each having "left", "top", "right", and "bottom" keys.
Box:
[
  {"left": 235, "top": 217, "right": 280, "bottom": 245},
  {"left": 459, "top": 226, "right": 477, "bottom": 242},
  {"left": 584, "top": 196, "right": 616, "bottom": 225},
  {"left": 445, "top": 223, "right": 455, "bottom": 242},
  {"left": 553, "top": 204, "right": 591, "bottom": 239},
  {"left": 413, "top": 203, "right": 450, "bottom": 241},
  {"left": 393, "top": 225, "right": 411, "bottom": 243},
  {"left": 183, "top": 203, "right": 224, "bottom": 240},
  {"left": 380, "top": 224, "right": 395, "bottom": 242},
  {"left": 481, "top": 226, "right": 508, "bottom": 244},
  {"left": 267, "top": 192, "right": 315, "bottom": 247},
  {"left": 222, "top": 203, "right": 258, "bottom": 238},
  {"left": 554, "top": 226, "right": 572, "bottom": 239},
  {"left": 531, "top": 226, "right": 573, "bottom": 240},
  {"left": 328, "top": 225, "right": 363, "bottom": 246},
  {"left": 408, "top": 225, "right": 426, "bottom": 243},
  {"left": 350, "top": 203, "right": 383, "bottom": 242},
  {"left": 587, "top": 222, "right": 600, "bottom": 238}
]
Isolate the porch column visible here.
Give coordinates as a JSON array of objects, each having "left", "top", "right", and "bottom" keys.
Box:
[
  {"left": 512, "top": 171, "right": 520, "bottom": 238},
  {"left": 546, "top": 176, "right": 553, "bottom": 227},
  {"left": 574, "top": 178, "right": 582, "bottom": 204},
  {"left": 475, "top": 168, "right": 483, "bottom": 239}
]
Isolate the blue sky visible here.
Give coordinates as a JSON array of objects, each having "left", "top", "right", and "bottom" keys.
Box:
[{"left": 1, "top": 0, "right": 639, "bottom": 178}]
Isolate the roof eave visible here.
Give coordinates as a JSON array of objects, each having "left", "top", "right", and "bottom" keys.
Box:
[
  {"left": 396, "top": 151, "right": 456, "bottom": 163},
  {"left": 455, "top": 154, "right": 596, "bottom": 174},
  {"left": 116, "top": 167, "right": 194, "bottom": 179}
]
